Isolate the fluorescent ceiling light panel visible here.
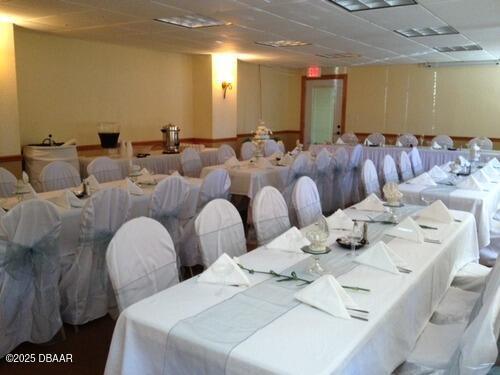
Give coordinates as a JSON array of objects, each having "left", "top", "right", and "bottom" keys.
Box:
[
  {"left": 434, "top": 44, "right": 483, "bottom": 52},
  {"left": 154, "top": 14, "right": 229, "bottom": 28},
  {"left": 395, "top": 26, "right": 458, "bottom": 38},
  {"left": 255, "top": 40, "right": 311, "bottom": 47},
  {"left": 326, "top": 0, "right": 417, "bottom": 12},
  {"left": 317, "top": 52, "right": 362, "bottom": 59}
]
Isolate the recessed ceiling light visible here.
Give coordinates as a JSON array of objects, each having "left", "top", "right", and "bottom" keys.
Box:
[
  {"left": 317, "top": 52, "right": 362, "bottom": 59},
  {"left": 434, "top": 44, "right": 483, "bottom": 53},
  {"left": 154, "top": 14, "right": 230, "bottom": 29},
  {"left": 326, "top": 0, "right": 417, "bottom": 12},
  {"left": 395, "top": 26, "right": 458, "bottom": 38},
  {"left": 255, "top": 40, "right": 311, "bottom": 47}
]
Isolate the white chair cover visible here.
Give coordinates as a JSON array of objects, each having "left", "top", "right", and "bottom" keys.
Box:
[
  {"left": 361, "top": 159, "right": 381, "bottom": 197},
  {"left": 383, "top": 154, "right": 399, "bottom": 184},
  {"left": 409, "top": 147, "right": 424, "bottom": 176},
  {"left": 240, "top": 142, "right": 256, "bottom": 161},
  {"left": 195, "top": 199, "right": 246, "bottom": 268},
  {"left": 431, "top": 135, "right": 454, "bottom": 149},
  {"left": 150, "top": 175, "right": 190, "bottom": 249},
  {"left": 217, "top": 144, "right": 236, "bottom": 164},
  {"left": 292, "top": 176, "right": 322, "bottom": 228},
  {"left": 277, "top": 140, "right": 286, "bottom": 153},
  {"left": 106, "top": 217, "right": 178, "bottom": 313},
  {"left": 87, "top": 157, "right": 122, "bottom": 183},
  {"left": 40, "top": 161, "right": 81, "bottom": 192},
  {"left": 314, "top": 149, "right": 333, "bottom": 214},
  {"left": 344, "top": 144, "right": 363, "bottom": 205},
  {"left": 366, "top": 132, "right": 385, "bottom": 146},
  {"left": 0, "top": 200, "right": 62, "bottom": 356},
  {"left": 198, "top": 169, "right": 231, "bottom": 209},
  {"left": 340, "top": 132, "right": 358, "bottom": 145},
  {"left": 282, "top": 153, "right": 311, "bottom": 224},
  {"left": 468, "top": 137, "right": 493, "bottom": 150},
  {"left": 332, "top": 147, "right": 349, "bottom": 210},
  {"left": 0, "top": 167, "right": 16, "bottom": 198},
  {"left": 181, "top": 148, "right": 202, "bottom": 178},
  {"left": 60, "top": 187, "right": 130, "bottom": 325},
  {"left": 397, "top": 133, "right": 418, "bottom": 147},
  {"left": 399, "top": 151, "right": 414, "bottom": 182},
  {"left": 252, "top": 186, "right": 291, "bottom": 246},
  {"left": 264, "top": 139, "right": 279, "bottom": 157}
]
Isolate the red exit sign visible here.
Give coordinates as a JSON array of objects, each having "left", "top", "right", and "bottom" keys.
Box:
[{"left": 307, "top": 66, "right": 321, "bottom": 78}]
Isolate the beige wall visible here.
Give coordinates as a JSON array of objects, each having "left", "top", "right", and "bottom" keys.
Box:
[
  {"left": 192, "top": 55, "right": 212, "bottom": 139},
  {"left": 237, "top": 61, "right": 301, "bottom": 134},
  {"left": 345, "top": 64, "right": 500, "bottom": 139},
  {"left": 14, "top": 27, "right": 195, "bottom": 147},
  {"left": 0, "top": 23, "right": 21, "bottom": 156}
]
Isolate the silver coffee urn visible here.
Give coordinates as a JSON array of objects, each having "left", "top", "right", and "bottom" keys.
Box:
[{"left": 161, "top": 123, "right": 180, "bottom": 154}]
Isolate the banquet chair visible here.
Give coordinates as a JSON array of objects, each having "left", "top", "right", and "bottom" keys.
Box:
[
  {"left": 340, "top": 132, "right": 358, "bottom": 145},
  {"left": 452, "top": 261, "right": 491, "bottom": 293},
  {"left": 181, "top": 148, "right": 202, "bottom": 178},
  {"left": 344, "top": 144, "right": 363, "bottom": 205},
  {"left": 366, "top": 132, "right": 385, "bottom": 146},
  {"left": 314, "top": 148, "right": 333, "bottom": 214},
  {"left": 431, "top": 135, "right": 454, "bottom": 149},
  {"left": 106, "top": 217, "right": 178, "bottom": 313},
  {"left": 0, "top": 200, "right": 62, "bottom": 357},
  {"left": 217, "top": 144, "right": 236, "bottom": 164},
  {"left": 195, "top": 199, "right": 247, "bottom": 268},
  {"left": 409, "top": 147, "right": 424, "bottom": 176},
  {"left": 396, "top": 260, "right": 500, "bottom": 375},
  {"left": 383, "top": 154, "right": 399, "bottom": 184},
  {"left": 331, "top": 147, "right": 349, "bottom": 210},
  {"left": 468, "top": 136, "right": 493, "bottom": 150},
  {"left": 40, "top": 161, "right": 81, "bottom": 192},
  {"left": 87, "top": 157, "right": 122, "bottom": 183},
  {"left": 399, "top": 151, "right": 414, "bottom": 182},
  {"left": 198, "top": 168, "right": 231, "bottom": 210},
  {"left": 150, "top": 175, "right": 191, "bottom": 250},
  {"left": 292, "top": 176, "right": 322, "bottom": 228},
  {"left": 0, "top": 167, "right": 17, "bottom": 197},
  {"left": 397, "top": 133, "right": 418, "bottom": 147},
  {"left": 240, "top": 141, "right": 256, "bottom": 160},
  {"left": 60, "top": 187, "right": 130, "bottom": 325},
  {"left": 264, "top": 139, "right": 280, "bottom": 156},
  {"left": 277, "top": 140, "right": 286, "bottom": 153},
  {"left": 282, "top": 153, "right": 310, "bottom": 225},
  {"left": 361, "top": 159, "right": 381, "bottom": 198},
  {"left": 252, "top": 186, "right": 291, "bottom": 246}
]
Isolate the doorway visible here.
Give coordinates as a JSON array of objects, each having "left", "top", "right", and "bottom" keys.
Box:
[{"left": 300, "top": 74, "right": 347, "bottom": 147}]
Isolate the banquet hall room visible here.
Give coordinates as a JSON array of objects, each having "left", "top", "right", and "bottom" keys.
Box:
[{"left": 1, "top": 0, "right": 500, "bottom": 374}]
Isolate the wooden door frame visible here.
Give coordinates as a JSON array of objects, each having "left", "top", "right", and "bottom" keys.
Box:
[{"left": 300, "top": 74, "right": 348, "bottom": 144}]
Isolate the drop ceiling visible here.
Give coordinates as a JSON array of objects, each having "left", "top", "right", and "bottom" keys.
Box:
[{"left": 1, "top": 0, "right": 499, "bottom": 68}]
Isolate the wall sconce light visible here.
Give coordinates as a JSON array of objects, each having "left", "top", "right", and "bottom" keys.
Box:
[{"left": 221, "top": 81, "right": 232, "bottom": 99}]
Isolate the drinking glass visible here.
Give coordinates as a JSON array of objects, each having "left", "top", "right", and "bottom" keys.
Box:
[{"left": 350, "top": 221, "right": 363, "bottom": 257}]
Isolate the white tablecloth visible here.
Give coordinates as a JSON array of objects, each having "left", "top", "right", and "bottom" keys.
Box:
[
  {"left": 201, "top": 162, "right": 290, "bottom": 199},
  {"left": 105, "top": 207, "right": 478, "bottom": 375},
  {"left": 79, "top": 148, "right": 219, "bottom": 178},
  {"left": 399, "top": 181, "right": 500, "bottom": 249}
]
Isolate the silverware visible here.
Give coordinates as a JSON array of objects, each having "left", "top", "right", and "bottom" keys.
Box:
[
  {"left": 418, "top": 224, "right": 438, "bottom": 230},
  {"left": 424, "top": 238, "right": 441, "bottom": 244},
  {"left": 397, "top": 266, "right": 412, "bottom": 274},
  {"left": 347, "top": 307, "right": 370, "bottom": 314},
  {"left": 349, "top": 314, "right": 369, "bottom": 321}
]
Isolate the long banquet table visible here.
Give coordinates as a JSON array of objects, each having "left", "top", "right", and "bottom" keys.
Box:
[
  {"left": 105, "top": 205, "right": 479, "bottom": 375},
  {"left": 79, "top": 148, "right": 219, "bottom": 179},
  {"left": 201, "top": 160, "right": 290, "bottom": 199}
]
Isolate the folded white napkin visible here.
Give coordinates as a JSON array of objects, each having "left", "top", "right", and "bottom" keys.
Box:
[
  {"left": 53, "top": 189, "right": 85, "bottom": 209},
  {"left": 472, "top": 143, "right": 481, "bottom": 151},
  {"left": 487, "top": 158, "right": 500, "bottom": 168},
  {"left": 266, "top": 227, "right": 310, "bottom": 253},
  {"left": 395, "top": 140, "right": 403, "bottom": 147},
  {"left": 407, "top": 172, "right": 437, "bottom": 186},
  {"left": 385, "top": 217, "right": 424, "bottom": 243},
  {"left": 123, "top": 178, "right": 144, "bottom": 195},
  {"left": 457, "top": 156, "right": 470, "bottom": 167},
  {"left": 280, "top": 154, "right": 294, "bottom": 166},
  {"left": 336, "top": 138, "right": 345, "bottom": 145},
  {"left": 456, "top": 175, "right": 484, "bottom": 191},
  {"left": 364, "top": 139, "right": 373, "bottom": 146},
  {"left": 85, "top": 175, "right": 100, "bottom": 194},
  {"left": 355, "top": 241, "right": 400, "bottom": 274},
  {"left": 256, "top": 157, "right": 273, "bottom": 169},
  {"left": 295, "top": 275, "right": 357, "bottom": 320},
  {"left": 326, "top": 209, "right": 354, "bottom": 231},
  {"left": 473, "top": 169, "right": 491, "bottom": 185},
  {"left": 354, "top": 193, "right": 387, "bottom": 212},
  {"left": 428, "top": 165, "right": 449, "bottom": 181},
  {"left": 136, "top": 168, "right": 156, "bottom": 185},
  {"left": 431, "top": 141, "right": 442, "bottom": 149},
  {"left": 440, "top": 162, "right": 453, "bottom": 173},
  {"left": 482, "top": 164, "right": 500, "bottom": 179},
  {"left": 418, "top": 200, "right": 453, "bottom": 224},
  {"left": 22, "top": 171, "right": 29, "bottom": 184},
  {"left": 224, "top": 156, "right": 240, "bottom": 169},
  {"left": 198, "top": 253, "right": 250, "bottom": 286}
]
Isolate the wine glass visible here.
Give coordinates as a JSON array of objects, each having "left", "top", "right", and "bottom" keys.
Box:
[{"left": 350, "top": 221, "right": 363, "bottom": 257}]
